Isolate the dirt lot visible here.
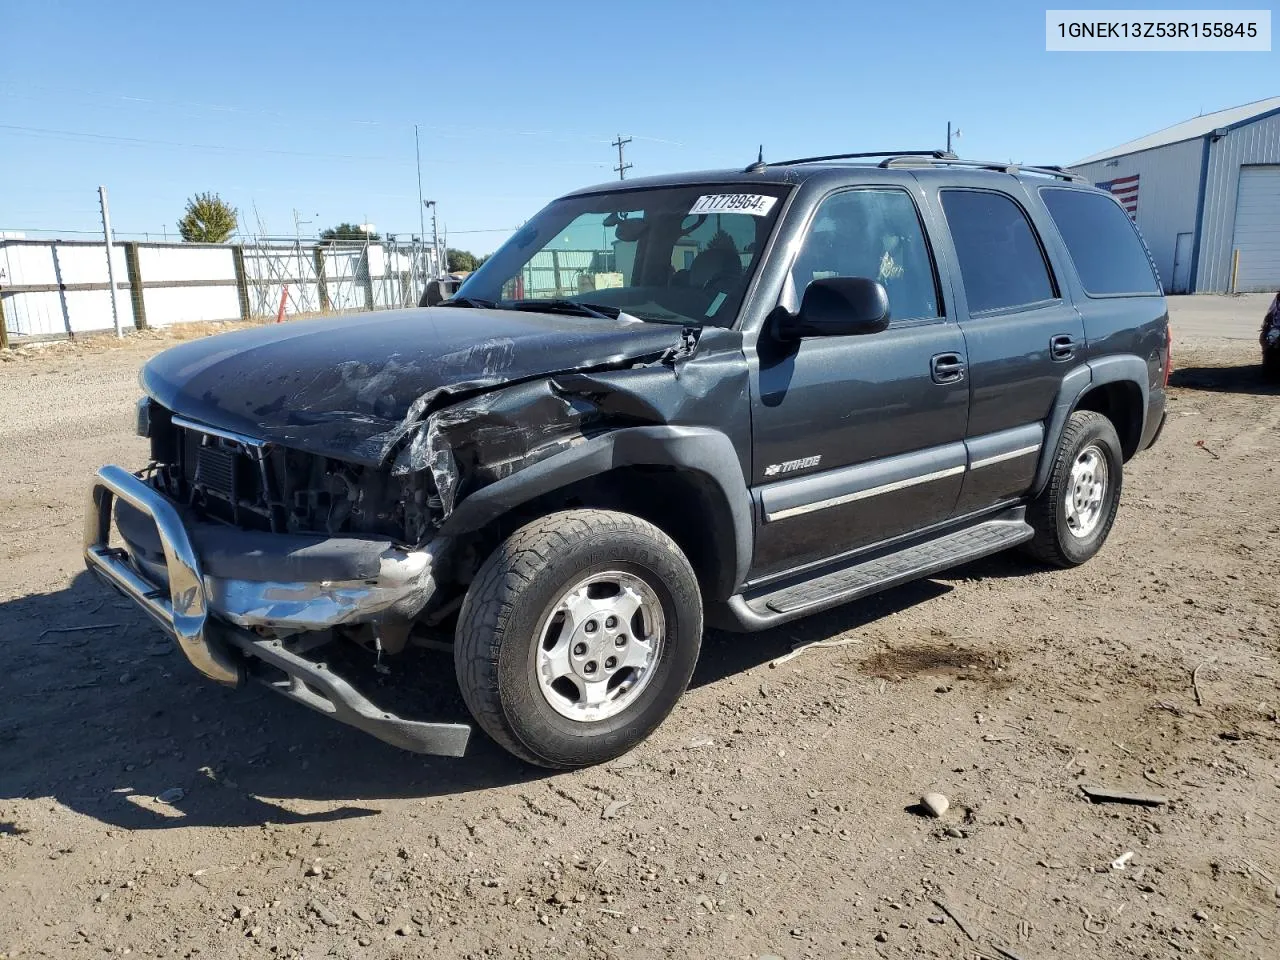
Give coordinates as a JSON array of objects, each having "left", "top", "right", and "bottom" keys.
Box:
[{"left": 1, "top": 308, "right": 1278, "bottom": 959}]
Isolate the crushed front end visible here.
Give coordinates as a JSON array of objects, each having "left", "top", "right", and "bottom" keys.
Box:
[
  {"left": 83, "top": 292, "right": 739, "bottom": 758},
  {"left": 84, "top": 402, "right": 470, "bottom": 756}
]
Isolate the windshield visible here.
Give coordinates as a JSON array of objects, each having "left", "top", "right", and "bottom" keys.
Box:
[{"left": 455, "top": 183, "right": 789, "bottom": 327}]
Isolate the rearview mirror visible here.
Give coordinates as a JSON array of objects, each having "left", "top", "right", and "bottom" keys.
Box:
[
  {"left": 614, "top": 218, "right": 648, "bottom": 242},
  {"left": 778, "top": 277, "right": 891, "bottom": 339}
]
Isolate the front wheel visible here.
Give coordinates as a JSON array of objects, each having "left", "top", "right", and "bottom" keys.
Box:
[
  {"left": 1024, "top": 410, "right": 1123, "bottom": 568},
  {"left": 455, "top": 509, "right": 703, "bottom": 769}
]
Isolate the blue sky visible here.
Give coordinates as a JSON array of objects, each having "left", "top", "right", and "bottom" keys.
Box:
[{"left": 2, "top": 1, "right": 1275, "bottom": 253}]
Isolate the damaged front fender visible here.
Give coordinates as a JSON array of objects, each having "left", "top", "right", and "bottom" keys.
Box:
[
  {"left": 393, "top": 326, "right": 752, "bottom": 515},
  {"left": 397, "top": 327, "right": 756, "bottom": 596},
  {"left": 391, "top": 376, "right": 603, "bottom": 515},
  {"left": 435, "top": 424, "right": 754, "bottom": 596}
]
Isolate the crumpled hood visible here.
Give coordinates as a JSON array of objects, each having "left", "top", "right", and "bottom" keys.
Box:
[{"left": 140, "top": 306, "right": 684, "bottom": 465}]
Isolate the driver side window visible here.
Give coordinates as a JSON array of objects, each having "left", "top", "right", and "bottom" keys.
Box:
[{"left": 790, "top": 189, "right": 941, "bottom": 322}]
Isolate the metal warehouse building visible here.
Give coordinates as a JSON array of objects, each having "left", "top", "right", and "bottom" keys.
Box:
[{"left": 1069, "top": 97, "right": 1280, "bottom": 294}]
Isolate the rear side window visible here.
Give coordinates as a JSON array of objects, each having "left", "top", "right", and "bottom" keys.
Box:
[
  {"left": 940, "top": 190, "right": 1056, "bottom": 314},
  {"left": 1039, "top": 188, "right": 1161, "bottom": 295}
]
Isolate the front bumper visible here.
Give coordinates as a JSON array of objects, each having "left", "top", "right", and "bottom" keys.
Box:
[{"left": 84, "top": 465, "right": 471, "bottom": 756}]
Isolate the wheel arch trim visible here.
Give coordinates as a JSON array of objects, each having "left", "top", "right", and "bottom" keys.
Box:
[
  {"left": 436, "top": 425, "right": 753, "bottom": 598},
  {"left": 1034, "top": 355, "right": 1149, "bottom": 496}
]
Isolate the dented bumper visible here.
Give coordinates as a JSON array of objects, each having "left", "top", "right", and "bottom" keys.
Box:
[
  {"left": 83, "top": 465, "right": 470, "bottom": 756},
  {"left": 85, "top": 466, "right": 243, "bottom": 685},
  {"left": 104, "top": 474, "right": 439, "bottom": 635}
]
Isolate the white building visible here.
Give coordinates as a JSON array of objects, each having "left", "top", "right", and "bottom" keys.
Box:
[{"left": 1069, "top": 97, "right": 1280, "bottom": 294}]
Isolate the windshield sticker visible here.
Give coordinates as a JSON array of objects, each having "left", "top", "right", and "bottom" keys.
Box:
[
  {"left": 705, "top": 291, "right": 728, "bottom": 318},
  {"left": 688, "top": 194, "right": 778, "bottom": 217}
]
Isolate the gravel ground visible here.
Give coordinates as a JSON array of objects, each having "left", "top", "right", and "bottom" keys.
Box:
[{"left": 1, "top": 314, "right": 1277, "bottom": 960}]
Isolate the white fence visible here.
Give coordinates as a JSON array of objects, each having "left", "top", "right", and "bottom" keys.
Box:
[
  {"left": 0, "top": 237, "right": 441, "bottom": 344},
  {"left": 520, "top": 249, "right": 630, "bottom": 299}
]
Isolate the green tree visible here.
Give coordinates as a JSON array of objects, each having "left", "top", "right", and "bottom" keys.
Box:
[
  {"left": 319, "top": 222, "right": 381, "bottom": 242},
  {"left": 447, "top": 248, "right": 480, "bottom": 272},
  {"left": 177, "top": 192, "right": 238, "bottom": 243},
  {"left": 706, "top": 228, "right": 738, "bottom": 254}
]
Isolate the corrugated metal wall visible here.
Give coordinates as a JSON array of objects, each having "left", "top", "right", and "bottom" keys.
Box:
[
  {"left": 1198, "top": 110, "right": 1280, "bottom": 292},
  {"left": 1070, "top": 137, "right": 1204, "bottom": 292}
]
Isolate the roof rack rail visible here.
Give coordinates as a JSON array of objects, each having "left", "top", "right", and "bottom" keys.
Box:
[
  {"left": 879, "top": 156, "right": 1087, "bottom": 182},
  {"left": 744, "top": 150, "right": 955, "bottom": 173}
]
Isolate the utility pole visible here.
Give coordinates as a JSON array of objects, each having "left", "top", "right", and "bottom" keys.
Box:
[
  {"left": 415, "top": 124, "right": 427, "bottom": 254},
  {"left": 98, "top": 185, "right": 124, "bottom": 338},
  {"left": 424, "top": 200, "right": 441, "bottom": 277},
  {"left": 612, "top": 134, "right": 632, "bottom": 180},
  {"left": 292, "top": 209, "right": 313, "bottom": 310},
  {"left": 946, "top": 122, "right": 962, "bottom": 155},
  {"left": 292, "top": 208, "right": 313, "bottom": 242}
]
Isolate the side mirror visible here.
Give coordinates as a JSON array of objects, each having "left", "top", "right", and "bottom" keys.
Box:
[
  {"left": 778, "top": 277, "right": 891, "bottom": 339},
  {"left": 420, "top": 277, "right": 461, "bottom": 307}
]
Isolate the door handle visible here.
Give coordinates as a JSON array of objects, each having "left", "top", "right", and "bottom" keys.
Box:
[
  {"left": 1050, "top": 334, "right": 1076, "bottom": 361},
  {"left": 930, "top": 353, "right": 966, "bottom": 384}
]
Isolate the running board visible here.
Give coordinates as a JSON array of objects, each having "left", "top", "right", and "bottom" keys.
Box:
[{"left": 722, "top": 511, "right": 1034, "bottom": 631}]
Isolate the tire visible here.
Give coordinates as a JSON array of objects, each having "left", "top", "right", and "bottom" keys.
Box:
[
  {"left": 1263, "top": 346, "right": 1280, "bottom": 383},
  {"left": 455, "top": 509, "right": 703, "bottom": 769},
  {"left": 1023, "top": 410, "right": 1123, "bottom": 568}
]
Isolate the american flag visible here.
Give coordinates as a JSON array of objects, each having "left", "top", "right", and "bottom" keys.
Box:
[{"left": 1095, "top": 174, "right": 1139, "bottom": 220}]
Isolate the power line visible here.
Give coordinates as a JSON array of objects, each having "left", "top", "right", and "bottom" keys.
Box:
[
  {"left": 1, "top": 224, "right": 521, "bottom": 239},
  {"left": 0, "top": 123, "right": 410, "bottom": 164},
  {"left": 0, "top": 123, "right": 614, "bottom": 168},
  {"left": 443, "top": 226, "right": 521, "bottom": 235},
  {"left": 0, "top": 80, "right": 686, "bottom": 147}
]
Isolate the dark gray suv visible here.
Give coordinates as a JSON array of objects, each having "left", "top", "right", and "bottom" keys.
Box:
[{"left": 87, "top": 151, "right": 1170, "bottom": 768}]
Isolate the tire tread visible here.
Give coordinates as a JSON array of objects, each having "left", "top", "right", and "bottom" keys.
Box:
[
  {"left": 1024, "top": 410, "right": 1120, "bottom": 567},
  {"left": 455, "top": 509, "right": 697, "bottom": 768}
]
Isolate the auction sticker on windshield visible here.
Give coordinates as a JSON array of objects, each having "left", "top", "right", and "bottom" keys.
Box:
[{"left": 689, "top": 194, "right": 779, "bottom": 216}]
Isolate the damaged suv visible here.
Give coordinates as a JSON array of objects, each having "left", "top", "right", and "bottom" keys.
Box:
[
  {"left": 86, "top": 152, "right": 1170, "bottom": 768},
  {"left": 1263, "top": 291, "right": 1280, "bottom": 380}
]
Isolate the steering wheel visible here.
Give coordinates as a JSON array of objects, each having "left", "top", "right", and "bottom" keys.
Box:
[{"left": 700, "top": 268, "right": 739, "bottom": 291}]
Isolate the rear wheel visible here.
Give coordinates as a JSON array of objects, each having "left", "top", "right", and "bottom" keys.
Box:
[
  {"left": 1263, "top": 346, "right": 1280, "bottom": 383},
  {"left": 455, "top": 509, "right": 703, "bottom": 769},
  {"left": 1024, "top": 410, "right": 1123, "bottom": 567}
]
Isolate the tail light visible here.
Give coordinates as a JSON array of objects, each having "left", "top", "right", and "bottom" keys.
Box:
[{"left": 1164, "top": 320, "right": 1173, "bottom": 386}]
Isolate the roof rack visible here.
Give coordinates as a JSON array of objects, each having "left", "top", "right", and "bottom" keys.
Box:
[
  {"left": 879, "top": 156, "right": 1087, "bottom": 182},
  {"left": 744, "top": 150, "right": 955, "bottom": 173}
]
